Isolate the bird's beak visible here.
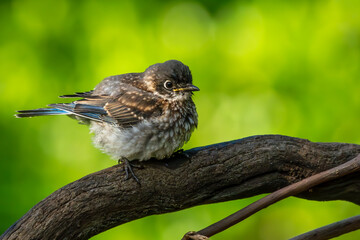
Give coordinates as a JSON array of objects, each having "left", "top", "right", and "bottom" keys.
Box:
[{"left": 173, "top": 84, "right": 200, "bottom": 92}]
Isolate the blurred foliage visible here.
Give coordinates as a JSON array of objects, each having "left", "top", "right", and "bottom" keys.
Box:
[{"left": 1, "top": 0, "right": 360, "bottom": 239}]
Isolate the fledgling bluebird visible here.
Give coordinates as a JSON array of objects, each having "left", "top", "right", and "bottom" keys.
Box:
[{"left": 16, "top": 60, "right": 199, "bottom": 182}]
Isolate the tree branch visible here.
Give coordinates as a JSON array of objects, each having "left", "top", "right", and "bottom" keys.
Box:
[
  {"left": 182, "top": 153, "right": 360, "bottom": 238},
  {"left": 290, "top": 215, "right": 360, "bottom": 240},
  {"left": 2, "top": 135, "right": 360, "bottom": 240}
]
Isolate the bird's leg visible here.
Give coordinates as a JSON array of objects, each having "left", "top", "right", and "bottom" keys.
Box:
[{"left": 118, "top": 158, "right": 142, "bottom": 184}]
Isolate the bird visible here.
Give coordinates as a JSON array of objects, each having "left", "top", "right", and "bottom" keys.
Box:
[{"left": 16, "top": 60, "right": 199, "bottom": 183}]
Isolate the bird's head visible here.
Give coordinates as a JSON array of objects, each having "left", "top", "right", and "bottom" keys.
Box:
[{"left": 142, "top": 60, "right": 199, "bottom": 101}]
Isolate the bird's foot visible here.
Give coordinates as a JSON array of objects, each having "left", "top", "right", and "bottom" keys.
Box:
[
  {"left": 172, "top": 149, "right": 190, "bottom": 158},
  {"left": 118, "top": 158, "right": 143, "bottom": 184}
]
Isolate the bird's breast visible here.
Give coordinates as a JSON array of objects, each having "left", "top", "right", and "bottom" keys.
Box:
[{"left": 90, "top": 100, "right": 197, "bottom": 161}]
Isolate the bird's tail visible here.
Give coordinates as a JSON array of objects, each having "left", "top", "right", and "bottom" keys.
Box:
[
  {"left": 15, "top": 107, "right": 71, "bottom": 118},
  {"left": 15, "top": 103, "right": 107, "bottom": 123}
]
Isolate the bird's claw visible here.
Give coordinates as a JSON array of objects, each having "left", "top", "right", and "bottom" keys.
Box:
[
  {"left": 118, "top": 158, "right": 142, "bottom": 184},
  {"left": 172, "top": 149, "right": 190, "bottom": 158}
]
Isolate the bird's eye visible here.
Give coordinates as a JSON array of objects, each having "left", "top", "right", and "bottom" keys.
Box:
[{"left": 163, "top": 80, "right": 173, "bottom": 89}]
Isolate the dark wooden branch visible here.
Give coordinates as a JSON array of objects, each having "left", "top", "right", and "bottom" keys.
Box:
[
  {"left": 290, "top": 215, "right": 360, "bottom": 240},
  {"left": 2, "top": 135, "right": 360, "bottom": 240},
  {"left": 183, "top": 153, "right": 360, "bottom": 239}
]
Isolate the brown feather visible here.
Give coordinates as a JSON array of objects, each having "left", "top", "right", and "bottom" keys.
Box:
[{"left": 104, "top": 92, "right": 163, "bottom": 127}]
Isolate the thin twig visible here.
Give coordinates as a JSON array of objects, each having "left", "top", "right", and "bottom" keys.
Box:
[
  {"left": 186, "top": 154, "right": 360, "bottom": 238},
  {"left": 289, "top": 215, "right": 360, "bottom": 240}
]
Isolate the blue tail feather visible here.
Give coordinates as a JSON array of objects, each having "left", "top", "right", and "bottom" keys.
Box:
[
  {"left": 16, "top": 103, "right": 110, "bottom": 123},
  {"left": 15, "top": 108, "right": 70, "bottom": 118}
]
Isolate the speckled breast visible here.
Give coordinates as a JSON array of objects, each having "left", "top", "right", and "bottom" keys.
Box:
[{"left": 90, "top": 101, "right": 197, "bottom": 161}]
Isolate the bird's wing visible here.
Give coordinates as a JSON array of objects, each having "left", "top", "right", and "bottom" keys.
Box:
[
  {"left": 50, "top": 90, "right": 163, "bottom": 128},
  {"left": 103, "top": 90, "right": 163, "bottom": 127},
  {"left": 59, "top": 91, "right": 94, "bottom": 98}
]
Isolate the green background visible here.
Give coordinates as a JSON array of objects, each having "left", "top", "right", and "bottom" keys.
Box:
[{"left": 1, "top": 0, "right": 360, "bottom": 239}]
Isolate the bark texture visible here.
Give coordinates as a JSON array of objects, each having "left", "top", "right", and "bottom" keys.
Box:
[{"left": 2, "top": 135, "right": 360, "bottom": 240}]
